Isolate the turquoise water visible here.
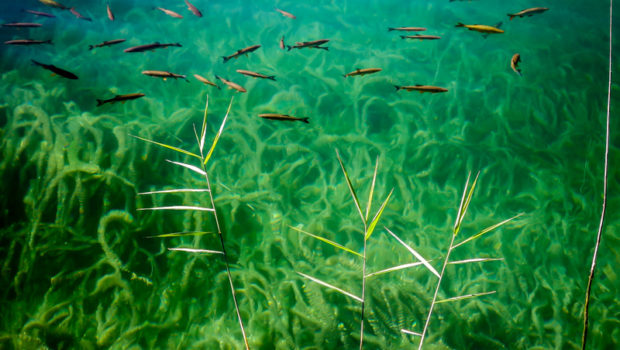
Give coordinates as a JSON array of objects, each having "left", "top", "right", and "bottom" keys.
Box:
[{"left": 0, "top": 0, "right": 618, "bottom": 349}]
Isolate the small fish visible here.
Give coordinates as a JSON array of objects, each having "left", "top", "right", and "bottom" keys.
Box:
[
  {"left": 236, "top": 69, "right": 276, "bottom": 81},
  {"left": 344, "top": 68, "right": 381, "bottom": 78},
  {"left": 89, "top": 38, "right": 126, "bottom": 50},
  {"left": 97, "top": 93, "right": 145, "bottom": 106},
  {"left": 508, "top": 7, "right": 549, "bottom": 20},
  {"left": 4, "top": 39, "right": 52, "bottom": 45},
  {"left": 455, "top": 22, "right": 504, "bottom": 34},
  {"left": 70, "top": 7, "right": 92, "bottom": 21},
  {"left": 287, "top": 39, "right": 329, "bottom": 51},
  {"left": 38, "top": 0, "right": 68, "bottom": 10},
  {"left": 511, "top": 53, "right": 522, "bottom": 76},
  {"left": 400, "top": 34, "right": 441, "bottom": 40},
  {"left": 185, "top": 0, "right": 202, "bottom": 17},
  {"left": 275, "top": 8, "right": 296, "bottom": 19},
  {"left": 259, "top": 113, "right": 309, "bottom": 124},
  {"left": 2, "top": 23, "right": 42, "bottom": 28},
  {"left": 215, "top": 76, "right": 246, "bottom": 93},
  {"left": 156, "top": 7, "right": 183, "bottom": 18},
  {"left": 279, "top": 36, "right": 285, "bottom": 50},
  {"left": 193, "top": 74, "right": 220, "bottom": 88},
  {"left": 222, "top": 44, "right": 261, "bottom": 63},
  {"left": 394, "top": 84, "right": 448, "bottom": 93},
  {"left": 32, "top": 59, "right": 78, "bottom": 79},
  {"left": 388, "top": 27, "right": 426, "bottom": 32},
  {"left": 142, "top": 70, "right": 188, "bottom": 81},
  {"left": 107, "top": 3, "right": 114, "bottom": 21},
  {"left": 23, "top": 9, "right": 56, "bottom": 18},
  {"left": 124, "top": 42, "right": 182, "bottom": 53}
]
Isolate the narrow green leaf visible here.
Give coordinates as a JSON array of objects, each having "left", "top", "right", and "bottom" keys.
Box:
[
  {"left": 146, "top": 231, "right": 211, "bottom": 238},
  {"left": 365, "top": 188, "right": 393, "bottom": 240},
  {"left": 204, "top": 97, "right": 233, "bottom": 166},
  {"left": 452, "top": 213, "right": 523, "bottom": 249},
  {"left": 402, "top": 329, "right": 422, "bottom": 337},
  {"left": 385, "top": 227, "right": 440, "bottom": 278},
  {"left": 138, "top": 189, "right": 209, "bottom": 195},
  {"left": 365, "top": 156, "right": 379, "bottom": 222},
  {"left": 448, "top": 257, "right": 504, "bottom": 265},
  {"left": 335, "top": 149, "right": 365, "bottom": 226},
  {"left": 131, "top": 134, "right": 200, "bottom": 160},
  {"left": 199, "top": 95, "right": 209, "bottom": 154},
  {"left": 168, "top": 247, "right": 223, "bottom": 254},
  {"left": 289, "top": 226, "right": 362, "bottom": 257},
  {"left": 297, "top": 272, "right": 362, "bottom": 302},
  {"left": 435, "top": 290, "right": 496, "bottom": 304},
  {"left": 138, "top": 205, "right": 214, "bottom": 212},
  {"left": 166, "top": 160, "right": 206, "bottom": 176},
  {"left": 454, "top": 171, "right": 480, "bottom": 236},
  {"left": 366, "top": 262, "right": 426, "bottom": 278}
]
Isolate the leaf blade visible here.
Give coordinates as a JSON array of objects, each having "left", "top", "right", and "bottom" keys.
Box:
[
  {"left": 385, "top": 227, "right": 440, "bottom": 278},
  {"left": 138, "top": 205, "right": 214, "bottom": 212},
  {"left": 289, "top": 226, "right": 362, "bottom": 257},
  {"left": 365, "top": 188, "right": 393, "bottom": 240},
  {"left": 204, "top": 97, "right": 233, "bottom": 166},
  {"left": 335, "top": 149, "right": 365, "bottom": 227},
  {"left": 435, "top": 291, "right": 496, "bottom": 304},
  {"left": 168, "top": 247, "right": 223, "bottom": 254},
  {"left": 452, "top": 213, "right": 523, "bottom": 249},
  {"left": 297, "top": 272, "right": 362, "bottom": 302},
  {"left": 131, "top": 134, "right": 200, "bottom": 160},
  {"left": 166, "top": 159, "right": 206, "bottom": 176}
]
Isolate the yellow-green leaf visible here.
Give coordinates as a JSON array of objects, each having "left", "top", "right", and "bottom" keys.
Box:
[
  {"left": 131, "top": 134, "right": 200, "bottom": 160},
  {"left": 290, "top": 226, "right": 362, "bottom": 257},
  {"left": 365, "top": 188, "right": 393, "bottom": 240},
  {"left": 204, "top": 97, "right": 233, "bottom": 166}
]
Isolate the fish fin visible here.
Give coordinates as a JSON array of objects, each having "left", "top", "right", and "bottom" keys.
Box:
[
  {"left": 482, "top": 34, "right": 489, "bottom": 39},
  {"left": 495, "top": 22, "right": 503, "bottom": 29},
  {"left": 301, "top": 117, "right": 310, "bottom": 124},
  {"left": 222, "top": 56, "right": 229, "bottom": 63},
  {"left": 96, "top": 99, "right": 104, "bottom": 106},
  {"left": 88, "top": 45, "right": 93, "bottom": 50},
  {"left": 517, "top": 69, "right": 522, "bottom": 76},
  {"left": 418, "top": 90, "right": 424, "bottom": 93},
  {"left": 163, "top": 78, "right": 167, "bottom": 81},
  {"left": 287, "top": 45, "right": 292, "bottom": 51},
  {"left": 508, "top": 14, "right": 515, "bottom": 20},
  {"left": 455, "top": 22, "right": 464, "bottom": 27},
  {"left": 122, "top": 101, "right": 126, "bottom": 104}
]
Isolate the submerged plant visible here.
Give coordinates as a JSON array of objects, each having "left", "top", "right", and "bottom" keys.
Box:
[
  {"left": 134, "top": 96, "right": 249, "bottom": 349},
  {"left": 291, "top": 149, "right": 393, "bottom": 349}
]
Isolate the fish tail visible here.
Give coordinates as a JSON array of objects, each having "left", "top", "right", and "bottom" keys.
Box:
[
  {"left": 455, "top": 22, "right": 464, "bottom": 27},
  {"left": 287, "top": 45, "right": 292, "bottom": 51},
  {"left": 31, "top": 59, "right": 41, "bottom": 66},
  {"left": 96, "top": 99, "right": 104, "bottom": 107},
  {"left": 268, "top": 76, "right": 276, "bottom": 81},
  {"left": 517, "top": 69, "right": 522, "bottom": 76},
  {"left": 508, "top": 14, "right": 515, "bottom": 21},
  {"left": 388, "top": 27, "right": 394, "bottom": 31},
  {"left": 222, "top": 56, "right": 229, "bottom": 63},
  {"left": 400, "top": 35, "right": 406, "bottom": 39},
  {"left": 46, "top": 40, "right": 52, "bottom": 45},
  {"left": 301, "top": 117, "right": 310, "bottom": 124},
  {"left": 394, "top": 85, "right": 401, "bottom": 91}
]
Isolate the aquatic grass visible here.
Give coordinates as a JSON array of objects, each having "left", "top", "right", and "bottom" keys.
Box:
[
  {"left": 135, "top": 96, "right": 249, "bottom": 349},
  {"left": 293, "top": 149, "right": 393, "bottom": 349}
]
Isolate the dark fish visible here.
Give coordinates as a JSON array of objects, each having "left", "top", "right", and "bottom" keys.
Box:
[
  {"left": 4, "top": 39, "right": 52, "bottom": 45},
  {"left": 511, "top": 53, "right": 522, "bottom": 76},
  {"left": 107, "top": 3, "right": 114, "bottom": 21},
  {"left": 388, "top": 27, "right": 426, "bottom": 32},
  {"left": 39, "top": 0, "right": 68, "bottom": 10},
  {"left": 2, "top": 23, "right": 42, "bottom": 28},
  {"left": 287, "top": 39, "right": 329, "bottom": 51},
  {"left": 279, "top": 36, "right": 285, "bottom": 50},
  {"left": 344, "top": 68, "right": 381, "bottom": 78},
  {"left": 97, "top": 93, "right": 145, "bottom": 106},
  {"left": 185, "top": 0, "right": 202, "bottom": 17},
  {"left": 70, "top": 7, "right": 91, "bottom": 21},
  {"left": 394, "top": 84, "right": 447, "bottom": 93},
  {"left": 32, "top": 59, "right": 78, "bottom": 79},
  {"left": 142, "top": 70, "right": 188, "bottom": 81},
  {"left": 23, "top": 9, "right": 56, "bottom": 18},
  {"left": 156, "top": 7, "right": 183, "bottom": 18},
  {"left": 508, "top": 7, "right": 549, "bottom": 20},
  {"left": 215, "top": 76, "right": 246, "bottom": 92},
  {"left": 89, "top": 38, "right": 126, "bottom": 50},
  {"left": 222, "top": 44, "right": 261, "bottom": 63},
  {"left": 275, "top": 8, "right": 296, "bottom": 19},
  {"left": 400, "top": 35, "right": 441, "bottom": 40},
  {"left": 193, "top": 74, "right": 219, "bottom": 88},
  {"left": 124, "top": 42, "right": 182, "bottom": 53},
  {"left": 236, "top": 69, "right": 276, "bottom": 80},
  {"left": 259, "top": 113, "right": 309, "bottom": 123}
]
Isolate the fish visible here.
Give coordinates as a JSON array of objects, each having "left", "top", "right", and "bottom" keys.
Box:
[
  {"left": 344, "top": 68, "right": 382, "bottom": 78},
  {"left": 394, "top": 84, "right": 448, "bottom": 93},
  {"left": 96, "top": 93, "right": 145, "bottom": 106},
  {"left": 193, "top": 74, "right": 220, "bottom": 88},
  {"left": 31, "top": 59, "right": 78, "bottom": 79},
  {"left": 511, "top": 53, "right": 522, "bottom": 76},
  {"left": 279, "top": 36, "right": 285, "bottom": 50},
  {"left": 89, "top": 38, "right": 126, "bottom": 50},
  {"left": 185, "top": 0, "right": 202, "bottom": 17},
  {"left": 275, "top": 8, "right": 296, "bottom": 19},
  {"left": 70, "top": 7, "right": 92, "bottom": 21},
  {"left": 4, "top": 39, "right": 52, "bottom": 45},
  {"left": 142, "top": 70, "right": 188, "bottom": 81},
  {"left": 215, "top": 76, "right": 247, "bottom": 93},
  {"left": 124, "top": 42, "right": 182, "bottom": 53},
  {"left": 236, "top": 69, "right": 276, "bottom": 81},
  {"left": 156, "top": 7, "right": 183, "bottom": 19},
  {"left": 287, "top": 39, "right": 329, "bottom": 51},
  {"left": 455, "top": 22, "right": 504, "bottom": 34},
  {"left": 23, "top": 9, "right": 56, "bottom": 18},
  {"left": 259, "top": 114, "right": 309, "bottom": 124},
  {"left": 38, "top": 0, "right": 68, "bottom": 10},
  {"left": 222, "top": 44, "right": 261, "bottom": 63},
  {"left": 388, "top": 27, "right": 427, "bottom": 32},
  {"left": 107, "top": 3, "right": 114, "bottom": 21},
  {"left": 2, "top": 23, "right": 42, "bottom": 28},
  {"left": 508, "top": 7, "right": 549, "bottom": 20},
  {"left": 400, "top": 34, "right": 441, "bottom": 40}
]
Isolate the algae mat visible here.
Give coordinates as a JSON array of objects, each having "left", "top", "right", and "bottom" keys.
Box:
[{"left": 0, "top": 0, "right": 618, "bottom": 349}]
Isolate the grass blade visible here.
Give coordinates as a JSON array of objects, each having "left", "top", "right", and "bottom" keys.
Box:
[
  {"left": 146, "top": 231, "right": 211, "bottom": 238},
  {"left": 168, "top": 247, "right": 223, "bottom": 254},
  {"left": 335, "top": 149, "right": 365, "bottom": 226},
  {"left": 138, "top": 189, "right": 209, "bottom": 195},
  {"left": 131, "top": 134, "right": 201, "bottom": 160},
  {"left": 454, "top": 171, "right": 479, "bottom": 236},
  {"left": 365, "top": 156, "right": 379, "bottom": 221},
  {"left": 402, "top": 329, "right": 423, "bottom": 337},
  {"left": 138, "top": 205, "right": 215, "bottom": 212},
  {"left": 297, "top": 272, "right": 362, "bottom": 302},
  {"left": 365, "top": 262, "right": 426, "bottom": 278},
  {"left": 204, "top": 97, "right": 233, "bottom": 166},
  {"left": 365, "top": 188, "right": 393, "bottom": 240},
  {"left": 385, "top": 227, "right": 440, "bottom": 278},
  {"left": 448, "top": 257, "right": 504, "bottom": 265},
  {"left": 452, "top": 213, "right": 523, "bottom": 249},
  {"left": 435, "top": 290, "right": 496, "bottom": 304},
  {"left": 290, "top": 226, "right": 362, "bottom": 257},
  {"left": 199, "top": 95, "right": 209, "bottom": 154},
  {"left": 166, "top": 159, "right": 206, "bottom": 176}
]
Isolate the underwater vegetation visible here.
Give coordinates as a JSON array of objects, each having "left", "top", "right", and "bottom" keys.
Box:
[{"left": 0, "top": 0, "right": 619, "bottom": 349}]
